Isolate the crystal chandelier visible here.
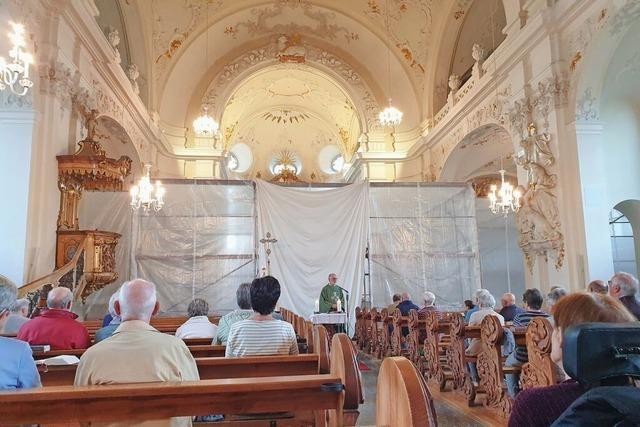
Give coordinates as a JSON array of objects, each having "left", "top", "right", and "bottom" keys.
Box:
[
  {"left": 488, "top": 169, "right": 521, "bottom": 216},
  {"left": 130, "top": 164, "right": 165, "bottom": 212},
  {"left": 193, "top": 105, "right": 219, "bottom": 136},
  {"left": 0, "top": 22, "right": 34, "bottom": 96},
  {"left": 378, "top": 100, "right": 403, "bottom": 127}
]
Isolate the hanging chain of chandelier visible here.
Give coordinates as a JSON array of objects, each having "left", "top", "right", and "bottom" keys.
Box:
[
  {"left": 130, "top": 164, "right": 166, "bottom": 212},
  {"left": 0, "top": 22, "right": 34, "bottom": 96},
  {"left": 378, "top": 0, "right": 403, "bottom": 127}
]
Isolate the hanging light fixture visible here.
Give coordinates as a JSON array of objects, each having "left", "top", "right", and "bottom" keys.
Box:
[
  {"left": 193, "top": 105, "right": 218, "bottom": 136},
  {"left": 192, "top": 0, "right": 218, "bottom": 136},
  {"left": 488, "top": 168, "right": 521, "bottom": 216},
  {"left": 0, "top": 22, "right": 34, "bottom": 96},
  {"left": 130, "top": 164, "right": 165, "bottom": 212},
  {"left": 378, "top": 0, "right": 403, "bottom": 127}
]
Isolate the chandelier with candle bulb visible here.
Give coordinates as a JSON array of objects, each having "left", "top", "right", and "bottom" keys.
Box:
[
  {"left": 378, "top": 100, "right": 403, "bottom": 127},
  {"left": 488, "top": 169, "right": 521, "bottom": 216},
  {"left": 0, "top": 22, "right": 34, "bottom": 96},
  {"left": 193, "top": 105, "right": 219, "bottom": 136},
  {"left": 130, "top": 164, "right": 165, "bottom": 212}
]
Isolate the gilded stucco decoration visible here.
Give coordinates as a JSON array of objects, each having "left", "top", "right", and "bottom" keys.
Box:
[{"left": 363, "top": 0, "right": 431, "bottom": 90}]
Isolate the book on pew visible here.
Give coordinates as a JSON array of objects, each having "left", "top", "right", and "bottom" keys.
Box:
[
  {"left": 35, "top": 355, "right": 80, "bottom": 366},
  {"left": 30, "top": 345, "right": 51, "bottom": 352}
]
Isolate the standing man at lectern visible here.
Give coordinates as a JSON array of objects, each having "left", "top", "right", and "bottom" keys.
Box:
[{"left": 319, "top": 273, "right": 345, "bottom": 313}]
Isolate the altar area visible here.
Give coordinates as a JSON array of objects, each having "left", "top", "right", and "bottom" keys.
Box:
[{"left": 78, "top": 180, "right": 480, "bottom": 325}]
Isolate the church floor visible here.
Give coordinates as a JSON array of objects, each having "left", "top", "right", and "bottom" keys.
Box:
[{"left": 356, "top": 352, "right": 493, "bottom": 427}]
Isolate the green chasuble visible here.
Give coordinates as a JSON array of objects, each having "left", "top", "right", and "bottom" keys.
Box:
[{"left": 319, "top": 284, "right": 344, "bottom": 313}]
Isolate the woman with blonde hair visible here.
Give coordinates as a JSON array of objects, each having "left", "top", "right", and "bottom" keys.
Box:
[{"left": 508, "top": 292, "right": 635, "bottom": 427}]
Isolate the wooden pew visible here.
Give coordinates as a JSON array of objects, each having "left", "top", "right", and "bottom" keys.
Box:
[
  {"left": 390, "top": 308, "right": 408, "bottom": 357},
  {"left": 520, "top": 316, "right": 559, "bottom": 390},
  {"left": 354, "top": 306, "right": 363, "bottom": 348},
  {"left": 445, "top": 313, "right": 483, "bottom": 406},
  {"left": 476, "top": 314, "right": 522, "bottom": 418},
  {"left": 32, "top": 344, "right": 227, "bottom": 360},
  {"left": 406, "top": 309, "right": 426, "bottom": 374},
  {"left": 423, "top": 311, "right": 453, "bottom": 391},
  {"left": 37, "top": 354, "right": 321, "bottom": 387},
  {"left": 0, "top": 375, "right": 345, "bottom": 426},
  {"left": 376, "top": 308, "right": 392, "bottom": 359},
  {"left": 376, "top": 357, "right": 437, "bottom": 427},
  {"left": 364, "top": 307, "right": 378, "bottom": 354}
]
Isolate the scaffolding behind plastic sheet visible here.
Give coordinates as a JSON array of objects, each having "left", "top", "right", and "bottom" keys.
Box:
[
  {"left": 368, "top": 183, "right": 480, "bottom": 311},
  {"left": 78, "top": 181, "right": 479, "bottom": 317}
]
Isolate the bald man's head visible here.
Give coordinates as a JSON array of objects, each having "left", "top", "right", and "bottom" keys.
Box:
[
  {"left": 501, "top": 293, "right": 516, "bottom": 307},
  {"left": 401, "top": 292, "right": 411, "bottom": 301},
  {"left": 47, "top": 287, "right": 73, "bottom": 310},
  {"left": 115, "top": 279, "right": 159, "bottom": 323}
]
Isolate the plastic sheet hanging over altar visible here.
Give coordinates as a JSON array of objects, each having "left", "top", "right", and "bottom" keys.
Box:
[
  {"left": 368, "top": 183, "right": 480, "bottom": 311},
  {"left": 78, "top": 180, "right": 480, "bottom": 319}
]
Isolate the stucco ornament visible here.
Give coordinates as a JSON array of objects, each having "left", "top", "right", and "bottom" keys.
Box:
[
  {"left": 515, "top": 123, "right": 564, "bottom": 271},
  {"left": 106, "top": 27, "right": 121, "bottom": 63},
  {"left": 127, "top": 64, "right": 140, "bottom": 96},
  {"left": 276, "top": 35, "right": 306, "bottom": 63},
  {"left": 448, "top": 73, "right": 461, "bottom": 92}
]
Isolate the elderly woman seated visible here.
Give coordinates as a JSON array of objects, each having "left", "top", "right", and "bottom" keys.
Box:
[
  {"left": 465, "top": 290, "right": 504, "bottom": 384},
  {"left": 175, "top": 298, "right": 217, "bottom": 340},
  {"left": 508, "top": 292, "right": 635, "bottom": 427},
  {"left": 225, "top": 276, "right": 298, "bottom": 358}
]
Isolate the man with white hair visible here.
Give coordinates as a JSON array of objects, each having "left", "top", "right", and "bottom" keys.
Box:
[
  {"left": 18, "top": 286, "right": 90, "bottom": 350},
  {"left": 609, "top": 272, "right": 640, "bottom": 320},
  {"left": 94, "top": 290, "right": 121, "bottom": 343},
  {"left": 2, "top": 297, "right": 30, "bottom": 335},
  {"left": 498, "top": 293, "right": 523, "bottom": 322},
  {"left": 75, "top": 279, "right": 199, "bottom": 426},
  {"left": 0, "top": 276, "right": 41, "bottom": 390},
  {"left": 418, "top": 291, "right": 439, "bottom": 316},
  {"left": 464, "top": 289, "right": 487, "bottom": 323}
]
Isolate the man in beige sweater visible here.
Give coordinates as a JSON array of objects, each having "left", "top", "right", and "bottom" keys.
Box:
[{"left": 75, "top": 279, "right": 199, "bottom": 426}]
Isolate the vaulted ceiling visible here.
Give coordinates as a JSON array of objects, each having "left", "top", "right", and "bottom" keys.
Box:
[{"left": 95, "top": 0, "right": 507, "bottom": 181}]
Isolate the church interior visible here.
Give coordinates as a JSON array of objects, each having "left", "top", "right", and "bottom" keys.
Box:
[{"left": 1, "top": 0, "right": 640, "bottom": 425}]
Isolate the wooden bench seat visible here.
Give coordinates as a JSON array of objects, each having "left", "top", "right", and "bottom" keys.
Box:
[
  {"left": 0, "top": 375, "right": 345, "bottom": 426},
  {"left": 37, "top": 354, "right": 321, "bottom": 386},
  {"left": 32, "top": 344, "right": 228, "bottom": 360}
]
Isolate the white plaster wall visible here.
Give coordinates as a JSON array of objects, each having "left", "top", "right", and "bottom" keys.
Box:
[{"left": 0, "top": 108, "right": 35, "bottom": 285}]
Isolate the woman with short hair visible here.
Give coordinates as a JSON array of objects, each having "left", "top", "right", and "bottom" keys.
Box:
[
  {"left": 175, "top": 298, "right": 217, "bottom": 339},
  {"left": 225, "top": 276, "right": 298, "bottom": 358},
  {"left": 508, "top": 292, "right": 635, "bottom": 427}
]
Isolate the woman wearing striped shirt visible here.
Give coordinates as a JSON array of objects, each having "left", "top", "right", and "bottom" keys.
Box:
[{"left": 226, "top": 276, "right": 298, "bottom": 358}]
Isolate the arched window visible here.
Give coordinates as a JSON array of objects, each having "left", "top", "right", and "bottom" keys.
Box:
[{"left": 610, "top": 208, "right": 637, "bottom": 276}]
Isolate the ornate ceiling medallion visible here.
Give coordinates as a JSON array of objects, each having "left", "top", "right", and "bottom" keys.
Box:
[{"left": 262, "top": 109, "right": 310, "bottom": 124}]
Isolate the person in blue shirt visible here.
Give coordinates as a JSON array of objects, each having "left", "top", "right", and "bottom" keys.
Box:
[
  {"left": 396, "top": 293, "right": 419, "bottom": 336},
  {"left": 0, "top": 276, "right": 41, "bottom": 390}
]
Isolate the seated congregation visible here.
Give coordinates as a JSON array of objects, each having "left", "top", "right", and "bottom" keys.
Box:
[
  {"left": 354, "top": 271, "right": 640, "bottom": 426},
  {"left": 0, "top": 274, "right": 438, "bottom": 426}
]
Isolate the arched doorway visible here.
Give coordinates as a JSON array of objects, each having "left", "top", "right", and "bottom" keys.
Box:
[
  {"left": 440, "top": 124, "right": 525, "bottom": 300},
  {"left": 610, "top": 200, "right": 640, "bottom": 277}
]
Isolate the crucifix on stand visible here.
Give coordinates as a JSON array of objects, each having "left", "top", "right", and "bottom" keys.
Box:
[{"left": 259, "top": 232, "right": 278, "bottom": 276}]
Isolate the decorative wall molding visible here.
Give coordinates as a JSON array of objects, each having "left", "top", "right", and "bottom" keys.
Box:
[{"left": 201, "top": 38, "right": 381, "bottom": 132}]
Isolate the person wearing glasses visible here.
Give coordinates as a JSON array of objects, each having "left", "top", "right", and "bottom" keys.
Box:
[{"left": 608, "top": 272, "right": 640, "bottom": 320}]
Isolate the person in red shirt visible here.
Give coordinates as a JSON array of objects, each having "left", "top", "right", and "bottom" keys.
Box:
[{"left": 18, "top": 286, "right": 90, "bottom": 350}]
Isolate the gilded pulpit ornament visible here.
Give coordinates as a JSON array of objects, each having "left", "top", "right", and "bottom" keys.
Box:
[{"left": 515, "top": 123, "right": 565, "bottom": 271}]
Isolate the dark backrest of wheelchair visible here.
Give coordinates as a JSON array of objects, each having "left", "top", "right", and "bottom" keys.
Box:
[{"left": 563, "top": 322, "right": 640, "bottom": 385}]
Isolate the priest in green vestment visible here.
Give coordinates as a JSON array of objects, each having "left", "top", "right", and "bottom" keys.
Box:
[{"left": 319, "top": 273, "right": 345, "bottom": 313}]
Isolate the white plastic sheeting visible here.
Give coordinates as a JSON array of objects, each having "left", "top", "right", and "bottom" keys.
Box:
[
  {"left": 368, "top": 183, "right": 480, "bottom": 311},
  {"left": 255, "top": 180, "right": 368, "bottom": 320},
  {"left": 77, "top": 180, "right": 479, "bottom": 319}
]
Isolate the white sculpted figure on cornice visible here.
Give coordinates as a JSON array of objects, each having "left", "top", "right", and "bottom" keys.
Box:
[
  {"left": 576, "top": 87, "right": 599, "bottom": 122},
  {"left": 128, "top": 64, "right": 140, "bottom": 96},
  {"left": 106, "top": 27, "right": 121, "bottom": 63},
  {"left": 515, "top": 123, "right": 564, "bottom": 272}
]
